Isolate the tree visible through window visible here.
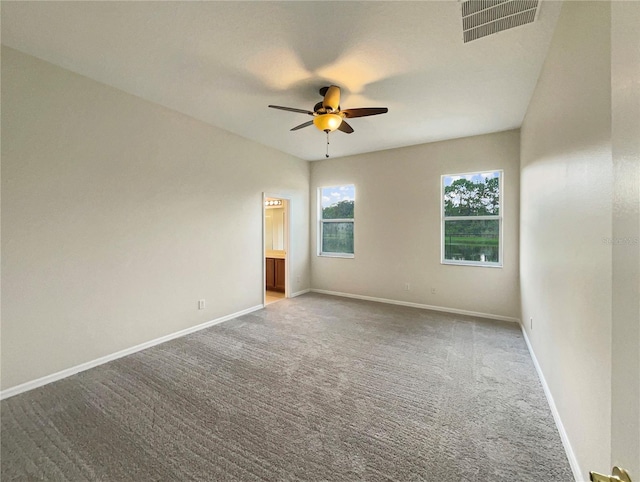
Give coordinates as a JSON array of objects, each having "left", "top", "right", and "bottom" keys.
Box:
[
  {"left": 442, "top": 171, "right": 502, "bottom": 266},
  {"left": 319, "top": 185, "right": 355, "bottom": 256}
]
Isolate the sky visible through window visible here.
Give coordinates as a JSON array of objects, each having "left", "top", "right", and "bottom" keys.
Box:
[
  {"left": 443, "top": 171, "right": 500, "bottom": 187},
  {"left": 321, "top": 185, "right": 355, "bottom": 209}
]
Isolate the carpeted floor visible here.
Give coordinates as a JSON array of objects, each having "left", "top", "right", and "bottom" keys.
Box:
[{"left": 1, "top": 293, "right": 572, "bottom": 481}]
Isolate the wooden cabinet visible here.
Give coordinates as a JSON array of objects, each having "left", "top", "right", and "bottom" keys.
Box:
[
  {"left": 274, "top": 258, "right": 285, "bottom": 292},
  {"left": 265, "top": 257, "right": 285, "bottom": 292},
  {"left": 266, "top": 258, "right": 275, "bottom": 290}
]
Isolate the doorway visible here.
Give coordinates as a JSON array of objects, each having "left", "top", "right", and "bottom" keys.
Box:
[{"left": 263, "top": 195, "right": 289, "bottom": 305}]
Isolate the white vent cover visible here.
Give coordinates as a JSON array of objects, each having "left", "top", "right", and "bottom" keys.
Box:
[{"left": 462, "top": 0, "right": 540, "bottom": 43}]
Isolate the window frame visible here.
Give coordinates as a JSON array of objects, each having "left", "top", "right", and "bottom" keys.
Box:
[
  {"left": 318, "top": 184, "right": 355, "bottom": 258},
  {"left": 440, "top": 170, "right": 504, "bottom": 268}
]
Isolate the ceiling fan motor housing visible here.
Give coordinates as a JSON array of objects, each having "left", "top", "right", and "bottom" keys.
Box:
[{"left": 322, "top": 85, "right": 341, "bottom": 112}]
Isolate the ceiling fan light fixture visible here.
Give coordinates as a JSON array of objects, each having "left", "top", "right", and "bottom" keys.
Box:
[{"left": 313, "top": 113, "right": 342, "bottom": 133}]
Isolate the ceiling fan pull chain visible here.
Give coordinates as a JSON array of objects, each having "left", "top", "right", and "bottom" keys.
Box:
[{"left": 326, "top": 131, "right": 330, "bottom": 158}]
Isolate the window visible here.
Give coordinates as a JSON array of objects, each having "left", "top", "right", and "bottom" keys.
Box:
[
  {"left": 318, "top": 184, "right": 355, "bottom": 257},
  {"left": 442, "top": 171, "right": 502, "bottom": 267}
]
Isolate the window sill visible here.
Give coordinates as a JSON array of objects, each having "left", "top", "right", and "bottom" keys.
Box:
[
  {"left": 318, "top": 253, "right": 355, "bottom": 259},
  {"left": 441, "top": 260, "right": 502, "bottom": 268}
]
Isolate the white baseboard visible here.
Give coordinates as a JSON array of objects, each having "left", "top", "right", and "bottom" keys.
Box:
[
  {"left": 0, "top": 304, "right": 264, "bottom": 401},
  {"left": 290, "top": 288, "right": 310, "bottom": 298},
  {"left": 310, "top": 289, "right": 520, "bottom": 323},
  {"left": 519, "top": 324, "right": 584, "bottom": 482}
]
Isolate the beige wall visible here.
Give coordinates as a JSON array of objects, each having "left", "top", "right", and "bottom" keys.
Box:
[
  {"left": 611, "top": 1, "right": 640, "bottom": 476},
  {"left": 311, "top": 130, "right": 520, "bottom": 320},
  {"left": 521, "top": 2, "right": 616, "bottom": 479},
  {"left": 1, "top": 47, "right": 310, "bottom": 390}
]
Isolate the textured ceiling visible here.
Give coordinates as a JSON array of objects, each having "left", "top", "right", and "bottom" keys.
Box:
[{"left": 1, "top": 1, "right": 562, "bottom": 161}]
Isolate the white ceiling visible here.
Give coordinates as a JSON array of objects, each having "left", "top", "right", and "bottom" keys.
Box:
[{"left": 1, "top": 1, "right": 562, "bottom": 161}]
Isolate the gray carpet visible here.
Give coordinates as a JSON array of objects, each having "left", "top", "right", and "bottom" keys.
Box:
[{"left": 1, "top": 293, "right": 572, "bottom": 481}]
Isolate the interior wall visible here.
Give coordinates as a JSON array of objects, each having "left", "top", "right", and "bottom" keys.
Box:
[
  {"left": 1, "top": 47, "right": 310, "bottom": 391},
  {"left": 310, "top": 130, "right": 520, "bottom": 320},
  {"left": 520, "top": 2, "right": 612, "bottom": 479},
  {"left": 611, "top": 1, "right": 640, "bottom": 476}
]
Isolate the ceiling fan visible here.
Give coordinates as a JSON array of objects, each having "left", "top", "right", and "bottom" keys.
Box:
[{"left": 268, "top": 85, "right": 388, "bottom": 157}]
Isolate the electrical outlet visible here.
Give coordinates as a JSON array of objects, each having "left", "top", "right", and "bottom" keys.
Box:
[
  {"left": 431, "top": 288, "right": 436, "bottom": 294},
  {"left": 198, "top": 299, "right": 205, "bottom": 310},
  {"left": 404, "top": 283, "right": 410, "bottom": 291},
  {"left": 530, "top": 317, "right": 533, "bottom": 329}
]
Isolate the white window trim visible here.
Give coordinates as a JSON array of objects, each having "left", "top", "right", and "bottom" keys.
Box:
[
  {"left": 440, "top": 170, "right": 504, "bottom": 268},
  {"left": 317, "top": 187, "right": 355, "bottom": 258}
]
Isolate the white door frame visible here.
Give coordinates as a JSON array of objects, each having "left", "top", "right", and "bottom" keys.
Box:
[{"left": 262, "top": 192, "right": 291, "bottom": 306}]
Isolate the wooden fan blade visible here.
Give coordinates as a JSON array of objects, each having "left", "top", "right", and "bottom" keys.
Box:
[
  {"left": 268, "top": 105, "right": 314, "bottom": 115},
  {"left": 290, "top": 120, "right": 314, "bottom": 131},
  {"left": 322, "top": 85, "right": 341, "bottom": 112},
  {"left": 337, "top": 120, "right": 354, "bottom": 134},
  {"left": 342, "top": 107, "right": 388, "bottom": 118}
]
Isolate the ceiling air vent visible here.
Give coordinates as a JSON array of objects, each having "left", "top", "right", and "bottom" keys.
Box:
[{"left": 462, "top": 0, "right": 539, "bottom": 43}]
